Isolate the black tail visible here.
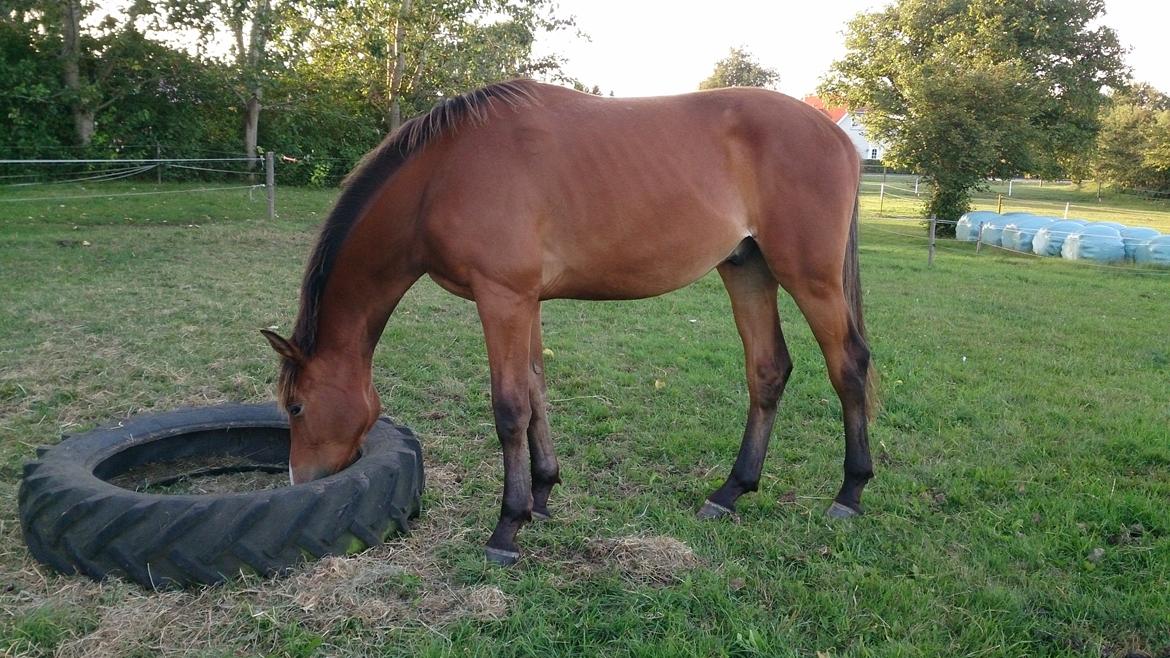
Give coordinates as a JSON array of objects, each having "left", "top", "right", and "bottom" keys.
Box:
[{"left": 842, "top": 190, "right": 878, "bottom": 419}]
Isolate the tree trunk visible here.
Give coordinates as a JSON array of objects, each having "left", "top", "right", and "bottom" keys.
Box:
[
  {"left": 244, "top": 91, "right": 261, "bottom": 167},
  {"left": 237, "top": 0, "right": 270, "bottom": 168},
  {"left": 60, "top": 0, "right": 94, "bottom": 146},
  {"left": 387, "top": 0, "right": 413, "bottom": 134}
]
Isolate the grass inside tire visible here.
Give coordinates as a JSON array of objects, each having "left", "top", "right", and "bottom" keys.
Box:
[{"left": 17, "top": 403, "right": 424, "bottom": 589}]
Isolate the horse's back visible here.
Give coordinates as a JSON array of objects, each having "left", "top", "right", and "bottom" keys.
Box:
[{"left": 419, "top": 82, "right": 860, "bottom": 300}]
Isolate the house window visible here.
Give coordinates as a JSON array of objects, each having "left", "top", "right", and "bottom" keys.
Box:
[{"left": 870, "top": 148, "right": 879, "bottom": 160}]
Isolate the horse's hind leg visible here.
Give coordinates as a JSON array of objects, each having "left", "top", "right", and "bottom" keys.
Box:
[
  {"left": 527, "top": 306, "right": 560, "bottom": 519},
  {"left": 785, "top": 278, "right": 873, "bottom": 517},
  {"left": 698, "top": 244, "right": 793, "bottom": 519}
]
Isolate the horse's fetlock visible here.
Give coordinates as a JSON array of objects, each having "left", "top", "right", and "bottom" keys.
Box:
[{"left": 847, "top": 466, "right": 874, "bottom": 484}]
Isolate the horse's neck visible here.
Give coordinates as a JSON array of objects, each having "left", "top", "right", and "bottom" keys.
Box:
[{"left": 313, "top": 201, "right": 423, "bottom": 365}]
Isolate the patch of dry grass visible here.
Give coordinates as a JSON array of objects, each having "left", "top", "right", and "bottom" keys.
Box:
[
  {"left": 584, "top": 535, "right": 701, "bottom": 586},
  {"left": 0, "top": 458, "right": 509, "bottom": 657}
]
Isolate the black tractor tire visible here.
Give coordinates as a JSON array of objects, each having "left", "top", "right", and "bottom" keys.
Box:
[{"left": 17, "top": 403, "right": 424, "bottom": 589}]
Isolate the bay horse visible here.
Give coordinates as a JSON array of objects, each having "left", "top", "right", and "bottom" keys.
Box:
[{"left": 262, "top": 80, "right": 876, "bottom": 565}]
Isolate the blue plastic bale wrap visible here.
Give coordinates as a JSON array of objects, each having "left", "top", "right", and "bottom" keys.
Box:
[
  {"left": 956, "top": 211, "right": 1001, "bottom": 242},
  {"left": 978, "top": 215, "right": 1015, "bottom": 247},
  {"left": 1061, "top": 224, "right": 1125, "bottom": 262},
  {"left": 1093, "top": 221, "right": 1127, "bottom": 230},
  {"left": 1135, "top": 235, "right": 1170, "bottom": 266},
  {"left": 1001, "top": 215, "right": 1055, "bottom": 253},
  {"left": 1120, "top": 227, "right": 1161, "bottom": 260},
  {"left": 1032, "top": 220, "right": 1086, "bottom": 256}
]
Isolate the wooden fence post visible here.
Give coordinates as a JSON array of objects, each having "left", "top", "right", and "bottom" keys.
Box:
[
  {"left": 928, "top": 216, "right": 937, "bottom": 266},
  {"left": 997, "top": 194, "right": 1003, "bottom": 214},
  {"left": 265, "top": 151, "right": 275, "bottom": 220}
]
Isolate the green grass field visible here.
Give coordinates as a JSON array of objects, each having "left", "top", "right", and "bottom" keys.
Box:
[
  {"left": 1, "top": 179, "right": 1168, "bottom": 657},
  {"left": 860, "top": 175, "right": 1170, "bottom": 233}
]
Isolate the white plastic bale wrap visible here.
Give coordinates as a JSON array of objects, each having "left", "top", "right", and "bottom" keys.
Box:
[
  {"left": 1032, "top": 220, "right": 1086, "bottom": 256},
  {"left": 1061, "top": 224, "right": 1126, "bottom": 262},
  {"left": 1001, "top": 215, "right": 1055, "bottom": 253},
  {"left": 955, "top": 211, "right": 1001, "bottom": 242},
  {"left": 978, "top": 213, "right": 1022, "bottom": 247}
]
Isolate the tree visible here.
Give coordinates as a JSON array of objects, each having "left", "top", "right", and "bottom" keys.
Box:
[
  {"left": 3, "top": 1, "right": 188, "bottom": 148},
  {"left": 277, "top": 0, "right": 570, "bottom": 134},
  {"left": 1095, "top": 84, "right": 1170, "bottom": 193},
  {"left": 699, "top": 47, "right": 777, "bottom": 90},
  {"left": 153, "top": 0, "right": 278, "bottom": 163},
  {"left": 820, "top": 0, "right": 1126, "bottom": 228},
  {"left": 0, "top": 15, "right": 73, "bottom": 152}
]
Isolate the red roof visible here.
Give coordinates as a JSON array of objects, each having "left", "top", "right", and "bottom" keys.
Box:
[{"left": 802, "top": 95, "right": 847, "bottom": 124}]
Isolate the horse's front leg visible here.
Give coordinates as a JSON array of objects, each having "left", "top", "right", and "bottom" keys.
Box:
[{"left": 476, "top": 291, "right": 539, "bottom": 565}]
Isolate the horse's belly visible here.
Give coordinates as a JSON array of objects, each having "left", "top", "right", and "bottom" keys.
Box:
[{"left": 542, "top": 231, "right": 747, "bottom": 301}]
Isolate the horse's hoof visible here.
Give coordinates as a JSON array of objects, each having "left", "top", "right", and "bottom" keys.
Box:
[
  {"left": 826, "top": 501, "right": 862, "bottom": 519},
  {"left": 484, "top": 546, "right": 521, "bottom": 566},
  {"left": 531, "top": 508, "right": 551, "bottom": 521},
  {"left": 696, "top": 499, "right": 735, "bottom": 520}
]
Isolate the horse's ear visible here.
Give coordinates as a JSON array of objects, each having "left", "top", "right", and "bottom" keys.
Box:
[{"left": 261, "top": 329, "right": 302, "bottom": 363}]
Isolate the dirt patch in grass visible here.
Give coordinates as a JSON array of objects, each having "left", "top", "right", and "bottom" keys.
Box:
[{"left": 585, "top": 534, "right": 701, "bottom": 585}]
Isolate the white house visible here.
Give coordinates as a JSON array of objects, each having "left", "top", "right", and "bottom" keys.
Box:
[{"left": 802, "top": 96, "right": 886, "bottom": 161}]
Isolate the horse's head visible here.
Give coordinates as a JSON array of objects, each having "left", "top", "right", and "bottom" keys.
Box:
[{"left": 261, "top": 330, "right": 380, "bottom": 484}]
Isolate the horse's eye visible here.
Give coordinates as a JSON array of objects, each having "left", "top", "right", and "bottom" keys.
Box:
[{"left": 287, "top": 403, "right": 304, "bottom": 417}]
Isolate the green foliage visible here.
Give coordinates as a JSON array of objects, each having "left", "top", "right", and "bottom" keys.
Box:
[
  {"left": 1, "top": 0, "right": 572, "bottom": 177},
  {"left": 0, "top": 14, "right": 241, "bottom": 161},
  {"left": 0, "top": 21, "right": 73, "bottom": 154},
  {"left": 1095, "top": 84, "right": 1170, "bottom": 195},
  {"left": 699, "top": 47, "right": 778, "bottom": 90},
  {"left": 821, "top": 0, "right": 1126, "bottom": 228},
  {"left": 277, "top": 0, "right": 569, "bottom": 128}
]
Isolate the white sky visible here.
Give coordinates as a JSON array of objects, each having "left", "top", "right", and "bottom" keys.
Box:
[{"left": 532, "top": 0, "right": 1170, "bottom": 98}]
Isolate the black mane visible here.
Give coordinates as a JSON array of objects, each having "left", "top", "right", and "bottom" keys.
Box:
[{"left": 277, "top": 79, "right": 539, "bottom": 405}]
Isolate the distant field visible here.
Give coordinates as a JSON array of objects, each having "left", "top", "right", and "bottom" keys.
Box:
[
  {"left": 1, "top": 181, "right": 1167, "bottom": 657},
  {"left": 860, "top": 175, "right": 1170, "bottom": 233}
]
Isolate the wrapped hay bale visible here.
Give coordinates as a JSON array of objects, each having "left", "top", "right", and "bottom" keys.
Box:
[
  {"left": 1135, "top": 235, "right": 1170, "bottom": 267},
  {"left": 1001, "top": 215, "right": 1055, "bottom": 253},
  {"left": 1061, "top": 224, "right": 1125, "bottom": 263},
  {"left": 1032, "top": 220, "right": 1085, "bottom": 256},
  {"left": 1120, "top": 227, "right": 1160, "bottom": 261},
  {"left": 1093, "top": 221, "right": 1126, "bottom": 230},
  {"left": 978, "top": 214, "right": 1015, "bottom": 247},
  {"left": 956, "top": 211, "right": 1001, "bottom": 242}
]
